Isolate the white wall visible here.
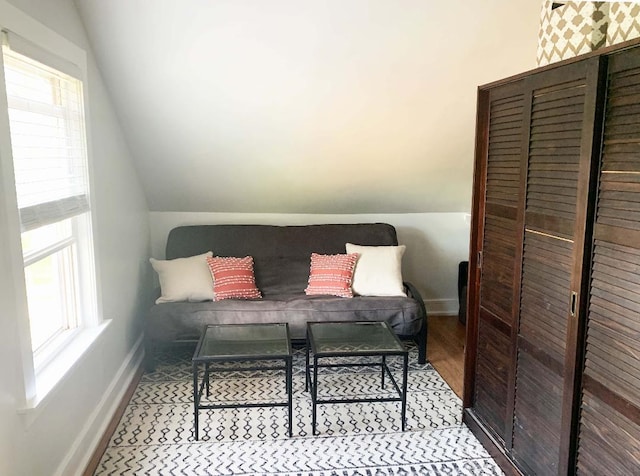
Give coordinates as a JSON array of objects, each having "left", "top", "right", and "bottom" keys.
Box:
[
  {"left": 150, "top": 212, "right": 470, "bottom": 315},
  {"left": 76, "top": 0, "right": 541, "bottom": 215},
  {"left": 0, "top": 1, "right": 151, "bottom": 475}
]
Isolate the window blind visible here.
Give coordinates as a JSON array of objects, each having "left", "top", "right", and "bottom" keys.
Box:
[{"left": 2, "top": 33, "right": 90, "bottom": 232}]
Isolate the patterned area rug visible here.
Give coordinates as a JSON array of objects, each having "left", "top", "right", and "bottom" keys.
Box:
[{"left": 95, "top": 344, "right": 503, "bottom": 475}]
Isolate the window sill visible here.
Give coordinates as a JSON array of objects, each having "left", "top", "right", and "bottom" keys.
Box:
[{"left": 18, "top": 320, "right": 111, "bottom": 421}]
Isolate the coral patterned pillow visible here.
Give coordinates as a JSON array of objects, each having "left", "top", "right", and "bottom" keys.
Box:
[
  {"left": 304, "top": 253, "right": 359, "bottom": 298},
  {"left": 206, "top": 256, "right": 262, "bottom": 301}
]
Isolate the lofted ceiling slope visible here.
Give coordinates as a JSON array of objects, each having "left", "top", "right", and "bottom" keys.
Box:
[{"left": 74, "top": 0, "right": 540, "bottom": 214}]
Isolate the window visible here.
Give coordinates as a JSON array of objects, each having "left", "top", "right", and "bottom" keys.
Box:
[{"left": 1, "top": 31, "right": 98, "bottom": 371}]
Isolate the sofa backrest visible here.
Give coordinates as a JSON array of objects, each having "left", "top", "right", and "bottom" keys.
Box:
[{"left": 165, "top": 223, "right": 398, "bottom": 295}]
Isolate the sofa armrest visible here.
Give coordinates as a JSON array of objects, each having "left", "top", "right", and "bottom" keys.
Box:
[
  {"left": 404, "top": 281, "right": 427, "bottom": 318},
  {"left": 403, "top": 281, "right": 428, "bottom": 364}
]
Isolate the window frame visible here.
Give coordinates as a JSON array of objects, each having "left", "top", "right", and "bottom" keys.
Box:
[{"left": 0, "top": 2, "right": 103, "bottom": 411}]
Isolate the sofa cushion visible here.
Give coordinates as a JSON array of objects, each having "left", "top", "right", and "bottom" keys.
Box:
[
  {"left": 146, "top": 293, "right": 423, "bottom": 342},
  {"left": 256, "top": 256, "right": 310, "bottom": 295}
]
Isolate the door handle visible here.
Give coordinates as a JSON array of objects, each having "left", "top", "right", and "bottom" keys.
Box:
[{"left": 570, "top": 291, "right": 578, "bottom": 317}]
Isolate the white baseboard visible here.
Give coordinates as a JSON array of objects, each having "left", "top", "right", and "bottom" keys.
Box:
[
  {"left": 54, "top": 334, "right": 144, "bottom": 476},
  {"left": 425, "top": 298, "right": 459, "bottom": 316}
]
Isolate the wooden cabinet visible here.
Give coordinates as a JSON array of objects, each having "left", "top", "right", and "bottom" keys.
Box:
[{"left": 465, "top": 40, "right": 640, "bottom": 475}]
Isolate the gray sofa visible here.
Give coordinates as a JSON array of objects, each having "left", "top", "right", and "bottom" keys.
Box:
[{"left": 145, "top": 223, "right": 428, "bottom": 369}]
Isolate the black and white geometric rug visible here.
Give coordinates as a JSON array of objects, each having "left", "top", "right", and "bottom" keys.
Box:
[{"left": 94, "top": 345, "right": 503, "bottom": 475}]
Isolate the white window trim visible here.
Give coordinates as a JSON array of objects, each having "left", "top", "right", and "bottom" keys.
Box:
[
  {"left": 0, "top": 0, "right": 104, "bottom": 412},
  {"left": 19, "top": 321, "right": 111, "bottom": 421}
]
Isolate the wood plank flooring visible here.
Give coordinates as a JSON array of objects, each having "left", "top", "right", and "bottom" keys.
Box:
[{"left": 427, "top": 315, "right": 466, "bottom": 398}]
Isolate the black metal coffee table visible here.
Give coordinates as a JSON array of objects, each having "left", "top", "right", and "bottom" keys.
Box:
[
  {"left": 305, "top": 321, "right": 409, "bottom": 435},
  {"left": 192, "top": 323, "right": 293, "bottom": 440}
]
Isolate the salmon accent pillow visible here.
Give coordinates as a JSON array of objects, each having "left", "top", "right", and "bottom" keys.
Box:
[
  {"left": 206, "top": 256, "right": 262, "bottom": 301},
  {"left": 304, "top": 253, "right": 359, "bottom": 298}
]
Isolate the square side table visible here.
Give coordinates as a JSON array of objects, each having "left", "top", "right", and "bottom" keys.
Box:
[
  {"left": 192, "top": 323, "right": 293, "bottom": 439},
  {"left": 305, "top": 321, "right": 409, "bottom": 435}
]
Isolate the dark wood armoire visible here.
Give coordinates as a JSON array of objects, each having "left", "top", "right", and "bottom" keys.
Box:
[{"left": 465, "top": 37, "right": 640, "bottom": 475}]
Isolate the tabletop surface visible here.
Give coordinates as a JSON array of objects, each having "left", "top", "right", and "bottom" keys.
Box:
[
  {"left": 194, "top": 323, "right": 291, "bottom": 361},
  {"left": 307, "top": 321, "right": 406, "bottom": 355}
]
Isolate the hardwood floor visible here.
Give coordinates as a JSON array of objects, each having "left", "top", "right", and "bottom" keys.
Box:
[{"left": 427, "top": 314, "right": 466, "bottom": 398}]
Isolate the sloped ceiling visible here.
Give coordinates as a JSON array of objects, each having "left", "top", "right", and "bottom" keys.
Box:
[{"left": 74, "top": 0, "right": 540, "bottom": 213}]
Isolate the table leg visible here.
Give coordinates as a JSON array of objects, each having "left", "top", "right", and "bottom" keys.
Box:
[
  {"left": 205, "top": 362, "right": 210, "bottom": 398},
  {"left": 287, "top": 356, "right": 293, "bottom": 437},
  {"left": 193, "top": 361, "right": 199, "bottom": 441},
  {"left": 381, "top": 355, "right": 386, "bottom": 389},
  {"left": 305, "top": 332, "right": 310, "bottom": 392},
  {"left": 401, "top": 353, "right": 408, "bottom": 431},
  {"left": 312, "top": 355, "right": 318, "bottom": 435}
]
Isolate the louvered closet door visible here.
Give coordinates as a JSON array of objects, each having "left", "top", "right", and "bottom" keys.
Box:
[
  {"left": 511, "top": 58, "right": 602, "bottom": 476},
  {"left": 473, "top": 81, "right": 525, "bottom": 442},
  {"left": 576, "top": 48, "right": 640, "bottom": 475}
]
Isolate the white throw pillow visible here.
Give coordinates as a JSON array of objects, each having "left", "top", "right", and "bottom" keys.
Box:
[
  {"left": 345, "top": 243, "right": 407, "bottom": 297},
  {"left": 150, "top": 252, "right": 215, "bottom": 304}
]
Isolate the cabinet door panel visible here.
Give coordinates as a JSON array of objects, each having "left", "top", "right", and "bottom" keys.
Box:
[
  {"left": 577, "top": 390, "right": 640, "bottom": 475},
  {"left": 576, "top": 47, "right": 640, "bottom": 475},
  {"left": 511, "top": 58, "right": 602, "bottom": 476},
  {"left": 513, "top": 233, "right": 572, "bottom": 474},
  {"left": 471, "top": 81, "right": 526, "bottom": 442},
  {"left": 518, "top": 233, "right": 573, "bottom": 362},
  {"left": 474, "top": 309, "right": 512, "bottom": 439},
  {"left": 513, "top": 348, "right": 565, "bottom": 472}
]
